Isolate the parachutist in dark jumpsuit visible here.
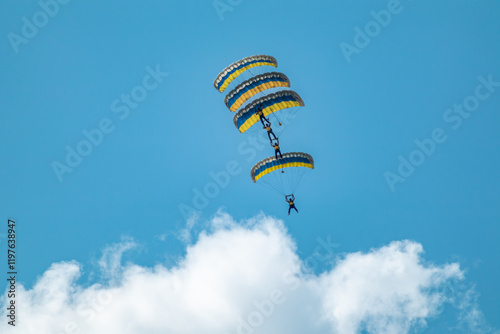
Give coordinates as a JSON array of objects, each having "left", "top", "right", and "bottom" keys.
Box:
[
  {"left": 272, "top": 139, "right": 283, "bottom": 160},
  {"left": 256, "top": 104, "right": 269, "bottom": 126},
  {"left": 286, "top": 195, "right": 298, "bottom": 215},
  {"left": 263, "top": 121, "right": 277, "bottom": 142}
]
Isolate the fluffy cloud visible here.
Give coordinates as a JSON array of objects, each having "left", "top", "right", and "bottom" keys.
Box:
[
  {"left": 0, "top": 212, "right": 483, "bottom": 334},
  {"left": 316, "top": 241, "right": 461, "bottom": 333}
]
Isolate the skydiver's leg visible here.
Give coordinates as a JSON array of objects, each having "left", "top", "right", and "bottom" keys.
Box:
[
  {"left": 270, "top": 131, "right": 277, "bottom": 140},
  {"left": 293, "top": 205, "right": 298, "bottom": 213},
  {"left": 288, "top": 206, "right": 292, "bottom": 215},
  {"left": 275, "top": 151, "right": 279, "bottom": 160},
  {"left": 260, "top": 117, "right": 266, "bottom": 126},
  {"left": 267, "top": 132, "right": 272, "bottom": 141}
]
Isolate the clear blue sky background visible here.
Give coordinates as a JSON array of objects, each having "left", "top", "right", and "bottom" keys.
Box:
[{"left": 1, "top": 0, "right": 499, "bottom": 331}]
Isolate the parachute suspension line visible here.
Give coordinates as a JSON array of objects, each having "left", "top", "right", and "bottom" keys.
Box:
[
  {"left": 268, "top": 177, "right": 282, "bottom": 194},
  {"left": 258, "top": 178, "right": 281, "bottom": 195},
  {"left": 234, "top": 67, "right": 255, "bottom": 89},
  {"left": 295, "top": 167, "right": 302, "bottom": 193},
  {"left": 263, "top": 172, "right": 278, "bottom": 194},
  {"left": 293, "top": 166, "right": 310, "bottom": 194},
  {"left": 276, "top": 166, "right": 286, "bottom": 195},
  {"left": 293, "top": 167, "right": 302, "bottom": 193},
  {"left": 272, "top": 113, "right": 283, "bottom": 126},
  {"left": 280, "top": 163, "right": 288, "bottom": 195},
  {"left": 262, "top": 164, "right": 285, "bottom": 195},
  {"left": 288, "top": 166, "right": 297, "bottom": 194},
  {"left": 271, "top": 167, "right": 285, "bottom": 193},
  {"left": 235, "top": 73, "right": 246, "bottom": 88}
]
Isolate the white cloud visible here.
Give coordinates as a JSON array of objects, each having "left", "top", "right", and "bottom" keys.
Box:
[
  {"left": 316, "top": 241, "right": 462, "bottom": 334},
  {"left": 97, "top": 236, "right": 137, "bottom": 281},
  {"left": 0, "top": 212, "right": 491, "bottom": 334},
  {"left": 177, "top": 211, "right": 199, "bottom": 244},
  {"left": 155, "top": 233, "right": 168, "bottom": 242},
  {"left": 454, "top": 286, "right": 500, "bottom": 334}
]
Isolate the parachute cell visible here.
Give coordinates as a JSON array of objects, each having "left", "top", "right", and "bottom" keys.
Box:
[
  {"left": 214, "top": 55, "right": 278, "bottom": 93},
  {"left": 224, "top": 72, "right": 290, "bottom": 112},
  {"left": 233, "top": 90, "right": 304, "bottom": 133}
]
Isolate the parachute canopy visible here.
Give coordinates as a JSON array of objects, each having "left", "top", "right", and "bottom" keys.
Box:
[
  {"left": 225, "top": 72, "right": 290, "bottom": 112},
  {"left": 251, "top": 152, "right": 314, "bottom": 195},
  {"left": 251, "top": 152, "right": 314, "bottom": 182},
  {"left": 214, "top": 55, "right": 278, "bottom": 93},
  {"left": 233, "top": 90, "right": 304, "bottom": 133}
]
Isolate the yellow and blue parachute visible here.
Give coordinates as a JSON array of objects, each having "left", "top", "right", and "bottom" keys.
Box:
[
  {"left": 214, "top": 55, "right": 278, "bottom": 93},
  {"left": 233, "top": 90, "right": 304, "bottom": 133},
  {"left": 224, "top": 72, "right": 290, "bottom": 112},
  {"left": 251, "top": 152, "right": 314, "bottom": 195},
  {"left": 212, "top": 55, "right": 315, "bottom": 202}
]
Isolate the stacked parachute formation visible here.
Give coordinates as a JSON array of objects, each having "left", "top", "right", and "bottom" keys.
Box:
[{"left": 214, "top": 55, "right": 314, "bottom": 214}]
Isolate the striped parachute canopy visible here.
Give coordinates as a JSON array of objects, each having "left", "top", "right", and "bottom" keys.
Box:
[
  {"left": 214, "top": 55, "right": 278, "bottom": 93},
  {"left": 251, "top": 152, "right": 314, "bottom": 195},
  {"left": 233, "top": 90, "right": 304, "bottom": 133},
  {"left": 224, "top": 72, "right": 290, "bottom": 112}
]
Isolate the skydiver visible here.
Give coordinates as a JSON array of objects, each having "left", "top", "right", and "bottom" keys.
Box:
[
  {"left": 263, "top": 120, "right": 277, "bottom": 142},
  {"left": 286, "top": 194, "right": 298, "bottom": 215},
  {"left": 256, "top": 104, "right": 269, "bottom": 126},
  {"left": 271, "top": 139, "right": 283, "bottom": 160}
]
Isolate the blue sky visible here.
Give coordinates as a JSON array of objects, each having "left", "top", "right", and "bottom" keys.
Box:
[{"left": 1, "top": 0, "right": 499, "bottom": 333}]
